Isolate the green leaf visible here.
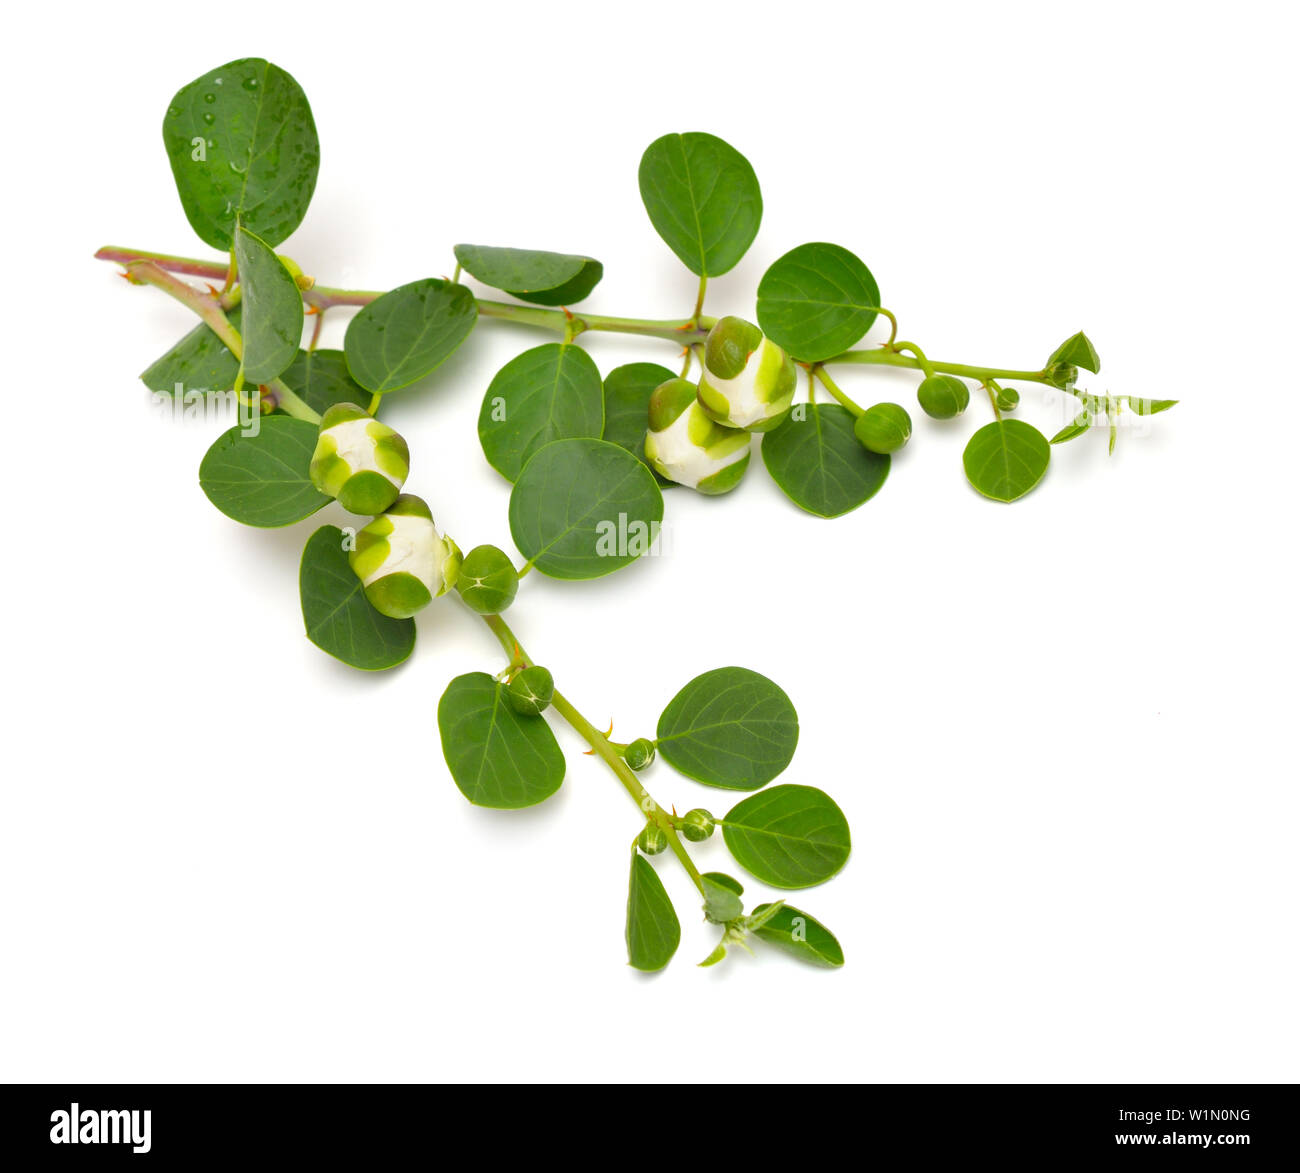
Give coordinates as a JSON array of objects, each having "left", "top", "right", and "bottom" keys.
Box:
[
  {"left": 141, "top": 307, "right": 242, "bottom": 395},
  {"left": 162, "top": 57, "right": 319, "bottom": 250},
  {"left": 478, "top": 344, "right": 604, "bottom": 482},
  {"left": 509, "top": 439, "right": 664, "bottom": 580},
  {"left": 1050, "top": 412, "right": 1092, "bottom": 444},
  {"left": 1131, "top": 398, "right": 1178, "bottom": 416},
  {"left": 299, "top": 526, "right": 415, "bottom": 671},
  {"left": 1048, "top": 330, "right": 1100, "bottom": 374},
  {"left": 701, "top": 872, "right": 744, "bottom": 924},
  {"left": 233, "top": 226, "right": 303, "bottom": 384},
  {"left": 344, "top": 279, "right": 478, "bottom": 395},
  {"left": 761, "top": 404, "right": 890, "bottom": 518},
  {"left": 721, "top": 785, "right": 851, "bottom": 889},
  {"left": 750, "top": 903, "right": 844, "bottom": 968},
  {"left": 656, "top": 667, "right": 798, "bottom": 791},
  {"left": 453, "top": 244, "right": 603, "bottom": 306},
  {"left": 437, "top": 672, "right": 565, "bottom": 809},
  {"left": 601, "top": 362, "right": 676, "bottom": 483},
  {"left": 963, "top": 419, "right": 1051, "bottom": 502},
  {"left": 199, "top": 416, "right": 329, "bottom": 527},
  {"left": 280, "top": 349, "right": 369, "bottom": 416},
  {"left": 756, "top": 242, "right": 881, "bottom": 362},
  {"left": 637, "top": 132, "right": 762, "bottom": 277},
  {"left": 626, "top": 854, "right": 680, "bottom": 972}
]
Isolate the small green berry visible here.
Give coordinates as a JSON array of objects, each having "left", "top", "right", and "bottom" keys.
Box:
[
  {"left": 916, "top": 374, "right": 970, "bottom": 420},
  {"left": 456, "top": 544, "right": 519, "bottom": 614},
  {"left": 506, "top": 665, "right": 554, "bottom": 716},
  {"left": 679, "top": 809, "right": 715, "bottom": 842},
  {"left": 853, "top": 402, "right": 912, "bottom": 454},
  {"left": 637, "top": 823, "right": 667, "bottom": 855},
  {"left": 623, "top": 738, "right": 656, "bottom": 770}
]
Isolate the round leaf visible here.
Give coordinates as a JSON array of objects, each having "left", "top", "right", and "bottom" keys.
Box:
[
  {"left": 200, "top": 416, "right": 329, "bottom": 527},
  {"left": 602, "top": 362, "right": 676, "bottom": 485},
  {"left": 756, "top": 242, "right": 881, "bottom": 362},
  {"left": 509, "top": 439, "right": 664, "bottom": 580},
  {"left": 751, "top": 903, "right": 844, "bottom": 968},
  {"left": 626, "top": 854, "right": 680, "bottom": 972},
  {"left": 234, "top": 225, "right": 303, "bottom": 385},
  {"left": 437, "top": 672, "right": 565, "bottom": 809},
  {"left": 280, "top": 349, "right": 369, "bottom": 416},
  {"left": 638, "top": 132, "right": 762, "bottom": 277},
  {"left": 478, "top": 344, "right": 604, "bottom": 482},
  {"left": 761, "top": 404, "right": 890, "bottom": 518},
  {"left": 163, "top": 57, "right": 319, "bottom": 250},
  {"left": 454, "top": 244, "right": 603, "bottom": 306},
  {"left": 344, "top": 279, "right": 478, "bottom": 395},
  {"left": 721, "top": 785, "right": 851, "bottom": 889},
  {"left": 656, "top": 667, "right": 798, "bottom": 791},
  {"left": 141, "top": 307, "right": 242, "bottom": 396},
  {"left": 299, "top": 526, "right": 415, "bottom": 671},
  {"left": 963, "top": 419, "right": 1051, "bottom": 502}
]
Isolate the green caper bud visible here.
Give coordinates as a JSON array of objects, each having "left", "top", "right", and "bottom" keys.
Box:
[
  {"left": 679, "top": 808, "right": 715, "bottom": 842},
  {"left": 623, "top": 738, "right": 656, "bottom": 770},
  {"left": 1044, "top": 360, "right": 1079, "bottom": 391},
  {"left": 996, "top": 386, "right": 1020, "bottom": 411},
  {"left": 637, "top": 823, "right": 668, "bottom": 855},
  {"left": 916, "top": 374, "right": 970, "bottom": 420},
  {"left": 506, "top": 665, "right": 554, "bottom": 715},
  {"left": 456, "top": 544, "right": 520, "bottom": 614},
  {"left": 853, "top": 402, "right": 912, "bottom": 454}
]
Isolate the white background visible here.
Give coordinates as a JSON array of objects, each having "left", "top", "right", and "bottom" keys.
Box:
[{"left": 2, "top": 0, "right": 1296, "bottom": 1083}]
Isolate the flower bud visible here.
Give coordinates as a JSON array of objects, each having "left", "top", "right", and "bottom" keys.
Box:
[
  {"left": 644, "top": 378, "right": 751, "bottom": 494},
  {"left": 697, "top": 316, "right": 797, "bottom": 431},
  {"left": 996, "top": 386, "right": 1020, "bottom": 411},
  {"left": 916, "top": 374, "right": 970, "bottom": 420},
  {"left": 637, "top": 824, "right": 668, "bottom": 855},
  {"left": 310, "top": 403, "right": 410, "bottom": 516},
  {"left": 1044, "top": 360, "right": 1079, "bottom": 391},
  {"left": 853, "top": 402, "right": 912, "bottom": 454},
  {"left": 679, "top": 809, "right": 715, "bottom": 842},
  {"left": 623, "top": 738, "right": 656, "bottom": 771},
  {"left": 506, "top": 665, "right": 554, "bottom": 716},
  {"left": 456, "top": 544, "right": 519, "bottom": 614},
  {"left": 348, "top": 494, "right": 460, "bottom": 619}
]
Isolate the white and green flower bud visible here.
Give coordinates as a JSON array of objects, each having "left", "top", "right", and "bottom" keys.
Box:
[
  {"left": 637, "top": 824, "right": 668, "bottom": 856},
  {"left": 696, "top": 315, "right": 797, "bottom": 432},
  {"left": 679, "top": 809, "right": 715, "bottom": 842},
  {"left": 310, "top": 402, "right": 411, "bottom": 516},
  {"left": 348, "top": 494, "right": 460, "bottom": 619},
  {"left": 456, "top": 544, "right": 519, "bottom": 615},
  {"left": 623, "top": 738, "right": 656, "bottom": 771},
  {"left": 644, "top": 378, "right": 751, "bottom": 495},
  {"left": 506, "top": 665, "right": 554, "bottom": 716}
]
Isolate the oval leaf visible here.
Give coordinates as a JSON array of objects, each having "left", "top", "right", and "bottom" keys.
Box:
[
  {"left": 756, "top": 242, "right": 881, "bottom": 362},
  {"left": 721, "top": 785, "right": 851, "bottom": 889},
  {"left": 963, "top": 419, "right": 1051, "bottom": 502},
  {"left": 280, "top": 349, "right": 369, "bottom": 416},
  {"left": 299, "top": 526, "right": 414, "bottom": 671},
  {"left": 454, "top": 244, "right": 603, "bottom": 306},
  {"left": 638, "top": 132, "right": 762, "bottom": 277},
  {"left": 601, "top": 361, "right": 677, "bottom": 486},
  {"left": 200, "top": 416, "right": 328, "bottom": 527},
  {"left": 701, "top": 872, "right": 744, "bottom": 924},
  {"left": 344, "top": 279, "right": 478, "bottom": 395},
  {"left": 761, "top": 404, "right": 890, "bottom": 518},
  {"left": 234, "top": 225, "right": 303, "bottom": 384},
  {"left": 656, "top": 667, "right": 798, "bottom": 791},
  {"left": 162, "top": 57, "right": 319, "bottom": 250},
  {"left": 751, "top": 903, "right": 844, "bottom": 968},
  {"left": 437, "top": 672, "right": 565, "bottom": 809},
  {"left": 478, "top": 344, "right": 604, "bottom": 482},
  {"left": 141, "top": 307, "right": 242, "bottom": 395},
  {"left": 1048, "top": 330, "right": 1100, "bottom": 374},
  {"left": 509, "top": 439, "right": 664, "bottom": 580},
  {"left": 626, "top": 854, "right": 680, "bottom": 972}
]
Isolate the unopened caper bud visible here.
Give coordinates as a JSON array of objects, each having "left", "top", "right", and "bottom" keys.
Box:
[
  {"left": 637, "top": 823, "right": 667, "bottom": 855},
  {"left": 623, "top": 738, "right": 656, "bottom": 770},
  {"left": 916, "top": 374, "right": 970, "bottom": 420},
  {"left": 853, "top": 402, "right": 912, "bottom": 454},
  {"left": 506, "top": 665, "right": 554, "bottom": 715},
  {"left": 679, "top": 808, "right": 715, "bottom": 842},
  {"left": 456, "top": 544, "right": 519, "bottom": 614}
]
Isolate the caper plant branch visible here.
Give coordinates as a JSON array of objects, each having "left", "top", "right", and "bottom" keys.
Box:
[
  {"left": 95, "top": 244, "right": 1061, "bottom": 391},
  {"left": 478, "top": 611, "right": 706, "bottom": 895}
]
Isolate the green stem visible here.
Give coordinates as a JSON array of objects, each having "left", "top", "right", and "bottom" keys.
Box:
[
  {"left": 691, "top": 274, "right": 708, "bottom": 324},
  {"left": 812, "top": 366, "right": 863, "bottom": 416},
  {"left": 479, "top": 612, "right": 704, "bottom": 894},
  {"left": 826, "top": 346, "right": 1050, "bottom": 386}
]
